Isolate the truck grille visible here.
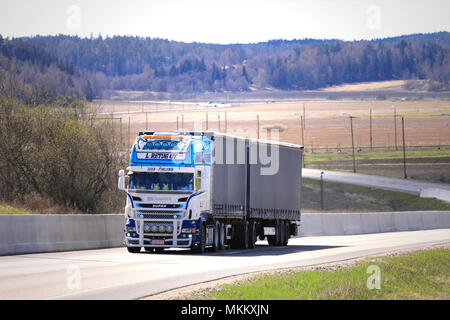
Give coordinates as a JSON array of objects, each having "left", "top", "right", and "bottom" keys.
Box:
[
  {"left": 143, "top": 214, "right": 176, "bottom": 219},
  {"left": 137, "top": 210, "right": 184, "bottom": 219}
]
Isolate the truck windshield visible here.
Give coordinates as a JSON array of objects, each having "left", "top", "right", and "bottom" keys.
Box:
[{"left": 129, "top": 172, "right": 194, "bottom": 191}]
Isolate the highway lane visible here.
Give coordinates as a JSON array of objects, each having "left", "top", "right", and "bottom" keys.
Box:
[{"left": 0, "top": 228, "right": 449, "bottom": 300}]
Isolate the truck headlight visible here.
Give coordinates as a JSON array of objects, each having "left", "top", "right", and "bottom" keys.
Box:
[{"left": 181, "top": 227, "right": 196, "bottom": 233}]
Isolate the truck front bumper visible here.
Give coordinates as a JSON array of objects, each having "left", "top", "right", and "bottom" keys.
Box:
[{"left": 125, "top": 211, "right": 199, "bottom": 248}]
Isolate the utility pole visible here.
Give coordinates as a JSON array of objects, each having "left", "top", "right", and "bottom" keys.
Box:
[
  {"left": 350, "top": 116, "right": 356, "bottom": 173},
  {"left": 300, "top": 115, "right": 304, "bottom": 146},
  {"left": 205, "top": 112, "right": 208, "bottom": 130},
  {"left": 181, "top": 114, "right": 184, "bottom": 131},
  {"left": 111, "top": 113, "right": 114, "bottom": 134},
  {"left": 119, "top": 117, "right": 122, "bottom": 145},
  {"left": 303, "top": 104, "right": 306, "bottom": 129},
  {"left": 224, "top": 111, "right": 227, "bottom": 133},
  {"left": 401, "top": 117, "right": 407, "bottom": 179},
  {"left": 393, "top": 106, "right": 398, "bottom": 150},
  {"left": 218, "top": 114, "right": 221, "bottom": 132},
  {"left": 257, "top": 114, "right": 260, "bottom": 140},
  {"left": 369, "top": 108, "right": 373, "bottom": 150},
  {"left": 145, "top": 112, "right": 148, "bottom": 130},
  {"left": 320, "top": 171, "right": 324, "bottom": 210},
  {"left": 127, "top": 117, "right": 130, "bottom": 144},
  {"left": 176, "top": 115, "right": 179, "bottom": 131}
]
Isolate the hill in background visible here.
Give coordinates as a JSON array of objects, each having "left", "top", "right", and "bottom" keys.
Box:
[{"left": 0, "top": 32, "right": 449, "bottom": 102}]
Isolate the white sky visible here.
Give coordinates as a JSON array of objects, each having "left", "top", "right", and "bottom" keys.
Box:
[{"left": 1, "top": 0, "right": 449, "bottom": 43}]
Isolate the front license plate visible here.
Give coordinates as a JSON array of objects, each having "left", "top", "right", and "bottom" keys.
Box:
[{"left": 151, "top": 239, "right": 165, "bottom": 245}]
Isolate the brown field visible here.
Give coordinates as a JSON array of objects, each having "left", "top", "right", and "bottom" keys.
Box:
[
  {"left": 95, "top": 98, "right": 450, "bottom": 148},
  {"left": 320, "top": 80, "right": 407, "bottom": 92}
]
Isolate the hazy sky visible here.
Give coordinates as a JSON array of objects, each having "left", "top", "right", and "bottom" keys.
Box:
[{"left": 1, "top": 0, "right": 449, "bottom": 43}]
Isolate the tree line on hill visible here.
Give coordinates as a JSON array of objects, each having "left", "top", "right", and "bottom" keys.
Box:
[{"left": 0, "top": 32, "right": 449, "bottom": 103}]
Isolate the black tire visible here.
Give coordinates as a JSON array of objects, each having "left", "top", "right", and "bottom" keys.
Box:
[
  {"left": 267, "top": 221, "right": 280, "bottom": 246},
  {"left": 192, "top": 223, "right": 206, "bottom": 254},
  {"left": 211, "top": 221, "right": 220, "bottom": 252},
  {"left": 276, "top": 220, "right": 282, "bottom": 246},
  {"left": 231, "top": 220, "right": 248, "bottom": 249},
  {"left": 218, "top": 222, "right": 226, "bottom": 250},
  {"left": 127, "top": 246, "right": 141, "bottom": 253},
  {"left": 248, "top": 220, "right": 257, "bottom": 249},
  {"left": 231, "top": 222, "right": 240, "bottom": 249},
  {"left": 267, "top": 235, "right": 277, "bottom": 246},
  {"left": 239, "top": 221, "right": 249, "bottom": 249},
  {"left": 283, "top": 221, "right": 290, "bottom": 246},
  {"left": 280, "top": 221, "right": 286, "bottom": 246}
]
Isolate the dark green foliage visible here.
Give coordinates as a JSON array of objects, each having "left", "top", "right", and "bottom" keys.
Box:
[{"left": 1, "top": 32, "right": 449, "bottom": 98}]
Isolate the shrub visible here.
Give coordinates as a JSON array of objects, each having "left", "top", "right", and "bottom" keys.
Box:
[{"left": 0, "top": 97, "right": 127, "bottom": 213}]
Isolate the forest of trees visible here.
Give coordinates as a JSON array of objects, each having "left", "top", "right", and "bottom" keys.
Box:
[{"left": 1, "top": 32, "right": 449, "bottom": 102}]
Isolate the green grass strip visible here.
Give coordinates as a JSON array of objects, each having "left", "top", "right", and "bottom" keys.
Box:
[{"left": 191, "top": 248, "right": 450, "bottom": 300}]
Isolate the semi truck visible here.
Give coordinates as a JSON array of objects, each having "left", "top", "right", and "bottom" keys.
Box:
[{"left": 118, "top": 131, "right": 303, "bottom": 253}]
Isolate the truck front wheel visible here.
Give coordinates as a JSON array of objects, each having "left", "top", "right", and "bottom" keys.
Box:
[
  {"left": 127, "top": 246, "right": 141, "bottom": 253},
  {"left": 191, "top": 223, "right": 206, "bottom": 254}
]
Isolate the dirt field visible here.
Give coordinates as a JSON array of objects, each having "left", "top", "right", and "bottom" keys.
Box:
[
  {"left": 95, "top": 99, "right": 450, "bottom": 148},
  {"left": 320, "top": 80, "right": 407, "bottom": 92}
]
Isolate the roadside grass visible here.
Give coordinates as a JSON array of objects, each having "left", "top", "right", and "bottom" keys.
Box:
[
  {"left": 301, "top": 178, "right": 450, "bottom": 212},
  {"left": 189, "top": 248, "right": 450, "bottom": 300},
  {"left": 0, "top": 203, "right": 38, "bottom": 215}
]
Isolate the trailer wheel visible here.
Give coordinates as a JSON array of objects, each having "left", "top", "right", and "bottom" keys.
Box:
[
  {"left": 231, "top": 221, "right": 248, "bottom": 249},
  {"left": 240, "top": 221, "right": 249, "bottom": 249},
  {"left": 280, "top": 221, "right": 287, "bottom": 246},
  {"left": 267, "top": 220, "right": 281, "bottom": 246},
  {"left": 282, "top": 221, "right": 289, "bottom": 246},
  {"left": 218, "top": 222, "right": 225, "bottom": 250},
  {"left": 248, "top": 220, "right": 257, "bottom": 249},
  {"left": 127, "top": 246, "right": 141, "bottom": 253}
]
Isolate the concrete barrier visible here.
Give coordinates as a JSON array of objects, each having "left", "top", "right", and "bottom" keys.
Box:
[
  {"left": 0, "top": 214, "right": 124, "bottom": 256},
  {"left": 1, "top": 211, "right": 449, "bottom": 256},
  {"left": 299, "top": 211, "right": 450, "bottom": 237}
]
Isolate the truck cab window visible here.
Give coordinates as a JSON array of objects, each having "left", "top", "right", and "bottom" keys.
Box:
[{"left": 129, "top": 172, "right": 194, "bottom": 191}]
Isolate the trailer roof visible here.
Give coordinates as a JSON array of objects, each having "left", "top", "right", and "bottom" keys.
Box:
[{"left": 137, "top": 131, "right": 304, "bottom": 151}]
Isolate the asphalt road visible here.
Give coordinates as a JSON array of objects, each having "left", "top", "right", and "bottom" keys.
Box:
[
  {"left": 0, "top": 228, "right": 449, "bottom": 300},
  {"left": 302, "top": 168, "right": 450, "bottom": 194}
]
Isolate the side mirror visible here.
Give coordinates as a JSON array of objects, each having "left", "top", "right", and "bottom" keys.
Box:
[{"left": 118, "top": 170, "right": 126, "bottom": 191}]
